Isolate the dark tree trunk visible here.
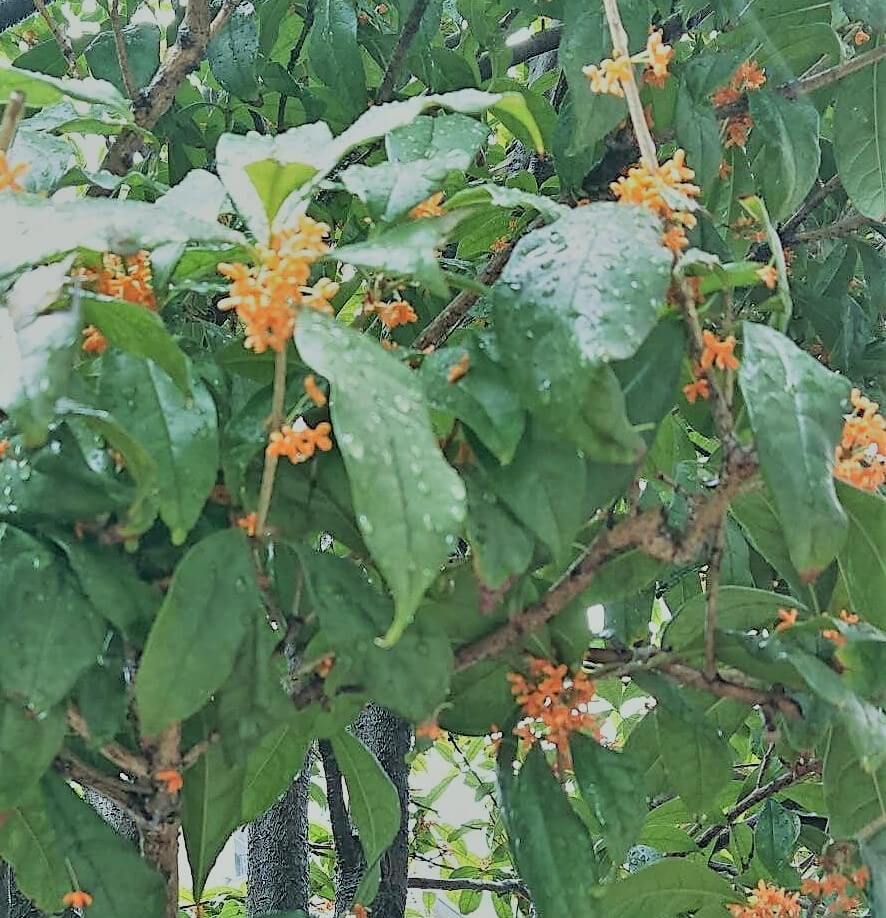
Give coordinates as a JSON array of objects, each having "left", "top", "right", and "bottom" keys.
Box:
[
  {"left": 0, "top": 863, "right": 45, "bottom": 918},
  {"left": 324, "top": 705, "right": 412, "bottom": 918},
  {"left": 246, "top": 750, "right": 313, "bottom": 918},
  {"left": 83, "top": 789, "right": 139, "bottom": 845}
]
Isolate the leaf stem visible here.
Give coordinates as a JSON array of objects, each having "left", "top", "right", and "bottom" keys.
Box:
[
  {"left": 376, "top": 0, "right": 433, "bottom": 103},
  {"left": 109, "top": 0, "right": 140, "bottom": 103},
  {"left": 33, "top": 0, "right": 79, "bottom": 76},
  {"left": 255, "top": 347, "right": 288, "bottom": 535},
  {"left": 0, "top": 91, "right": 25, "bottom": 153}
]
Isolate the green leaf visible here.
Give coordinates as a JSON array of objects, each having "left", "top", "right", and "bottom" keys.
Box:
[
  {"left": 135, "top": 529, "right": 263, "bottom": 736},
  {"left": 296, "top": 311, "right": 466, "bottom": 644},
  {"left": 843, "top": 0, "right": 886, "bottom": 28},
  {"left": 0, "top": 701, "right": 64, "bottom": 809},
  {"left": 739, "top": 321, "right": 850, "bottom": 580},
  {"left": 0, "top": 194, "right": 240, "bottom": 279},
  {"left": 755, "top": 799, "right": 800, "bottom": 874},
  {"left": 96, "top": 351, "right": 218, "bottom": 544},
  {"left": 208, "top": 1, "right": 260, "bottom": 98},
  {"left": 824, "top": 725, "right": 886, "bottom": 839},
  {"left": 738, "top": 196, "right": 792, "bottom": 330},
  {"left": 665, "top": 587, "right": 806, "bottom": 649},
  {"left": 299, "top": 549, "right": 454, "bottom": 721},
  {"left": 0, "top": 524, "right": 105, "bottom": 710},
  {"left": 9, "top": 128, "right": 75, "bottom": 194},
  {"left": 656, "top": 706, "right": 732, "bottom": 817},
  {"left": 84, "top": 23, "right": 160, "bottom": 95},
  {"left": 675, "top": 88, "right": 722, "bottom": 193},
  {"left": 242, "top": 723, "right": 310, "bottom": 823},
  {"left": 386, "top": 112, "right": 490, "bottom": 163},
  {"left": 749, "top": 92, "right": 820, "bottom": 222},
  {"left": 571, "top": 734, "right": 646, "bottom": 864},
  {"left": 835, "top": 40, "right": 886, "bottom": 220},
  {"left": 420, "top": 331, "right": 525, "bottom": 464},
  {"left": 446, "top": 182, "right": 568, "bottom": 222},
  {"left": 0, "top": 61, "right": 129, "bottom": 113},
  {"left": 307, "top": 0, "right": 366, "bottom": 116},
  {"left": 0, "top": 261, "right": 79, "bottom": 446},
  {"left": 498, "top": 744, "right": 600, "bottom": 918},
  {"left": 182, "top": 723, "right": 246, "bottom": 899},
  {"left": 601, "top": 860, "right": 735, "bottom": 917},
  {"left": 331, "top": 211, "right": 468, "bottom": 297},
  {"left": 330, "top": 730, "right": 401, "bottom": 898},
  {"left": 81, "top": 292, "right": 191, "bottom": 393},
  {"left": 440, "top": 658, "right": 517, "bottom": 736},
  {"left": 493, "top": 204, "right": 671, "bottom": 461},
  {"left": 43, "top": 775, "right": 166, "bottom": 918},
  {"left": 835, "top": 482, "right": 886, "bottom": 630}
]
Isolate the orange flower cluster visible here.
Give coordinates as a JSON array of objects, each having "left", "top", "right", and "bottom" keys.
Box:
[
  {"left": 63, "top": 890, "right": 94, "bottom": 909},
  {"left": 728, "top": 881, "right": 800, "bottom": 918},
  {"left": 375, "top": 299, "right": 417, "bottom": 329},
  {"left": 447, "top": 353, "right": 470, "bottom": 383},
  {"left": 644, "top": 29, "right": 674, "bottom": 87},
  {"left": 840, "top": 609, "right": 860, "bottom": 625},
  {"left": 507, "top": 658, "right": 599, "bottom": 769},
  {"left": 0, "top": 439, "right": 9, "bottom": 459},
  {"left": 583, "top": 52, "right": 634, "bottom": 96},
  {"left": 218, "top": 215, "right": 336, "bottom": 353},
  {"left": 410, "top": 192, "right": 445, "bottom": 219},
  {"left": 155, "top": 768, "right": 183, "bottom": 794},
  {"left": 490, "top": 236, "right": 510, "bottom": 253},
  {"left": 78, "top": 251, "right": 157, "bottom": 355},
  {"left": 701, "top": 330, "right": 739, "bottom": 371},
  {"left": 834, "top": 388, "right": 886, "bottom": 492},
  {"left": 0, "top": 151, "right": 27, "bottom": 192},
  {"left": 304, "top": 374, "right": 327, "bottom": 407},
  {"left": 757, "top": 265, "right": 778, "bottom": 289},
  {"left": 315, "top": 654, "right": 335, "bottom": 678},
  {"left": 822, "top": 629, "right": 847, "bottom": 648},
  {"left": 267, "top": 421, "right": 333, "bottom": 464},
  {"left": 802, "top": 866, "right": 868, "bottom": 914},
  {"left": 775, "top": 607, "right": 799, "bottom": 632},
  {"left": 683, "top": 366, "right": 710, "bottom": 404},
  {"left": 726, "top": 113, "right": 754, "bottom": 149},
  {"left": 855, "top": 29, "right": 870, "bottom": 45},
  {"left": 611, "top": 149, "right": 700, "bottom": 249},
  {"left": 415, "top": 720, "right": 444, "bottom": 741},
  {"left": 712, "top": 60, "right": 767, "bottom": 107},
  {"left": 236, "top": 512, "right": 258, "bottom": 537}
]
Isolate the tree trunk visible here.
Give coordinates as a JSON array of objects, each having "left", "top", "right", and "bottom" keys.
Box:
[
  {"left": 246, "top": 749, "right": 313, "bottom": 917},
  {"left": 142, "top": 822, "right": 179, "bottom": 918},
  {"left": 83, "top": 788, "right": 139, "bottom": 845},
  {"left": 0, "top": 862, "right": 47, "bottom": 918}
]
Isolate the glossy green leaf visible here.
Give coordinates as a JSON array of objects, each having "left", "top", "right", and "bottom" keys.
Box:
[
  {"left": 0, "top": 524, "right": 105, "bottom": 710},
  {"left": 8, "top": 128, "right": 75, "bottom": 194},
  {"left": 84, "top": 23, "right": 160, "bottom": 95},
  {"left": 135, "top": 529, "right": 263, "bottom": 736},
  {"left": 96, "top": 351, "right": 217, "bottom": 543},
  {"left": 307, "top": 0, "right": 365, "bottom": 115},
  {"left": 296, "top": 311, "right": 465, "bottom": 644},
  {"left": 835, "top": 41, "right": 886, "bottom": 220},
  {"left": 208, "top": 2, "right": 259, "bottom": 98},
  {"left": 843, "top": 0, "right": 886, "bottom": 28},
  {"left": 755, "top": 799, "right": 800, "bottom": 874},
  {"left": 81, "top": 292, "right": 191, "bottom": 392},
  {"left": 386, "top": 112, "right": 490, "bottom": 163},
  {"left": 749, "top": 92, "right": 820, "bottom": 222},
  {"left": 571, "top": 734, "right": 646, "bottom": 864},
  {"left": 493, "top": 204, "right": 671, "bottom": 461},
  {"left": 498, "top": 744, "right": 600, "bottom": 918},
  {"left": 602, "top": 860, "right": 735, "bottom": 917},
  {"left": 835, "top": 482, "right": 886, "bottom": 630},
  {"left": 824, "top": 726, "right": 886, "bottom": 839},
  {"left": 738, "top": 196, "right": 792, "bottom": 331},
  {"left": 242, "top": 723, "right": 310, "bottom": 823},
  {"left": 0, "top": 61, "right": 129, "bottom": 112},
  {"left": 0, "top": 261, "right": 79, "bottom": 446},
  {"left": 739, "top": 321, "right": 850, "bottom": 580}
]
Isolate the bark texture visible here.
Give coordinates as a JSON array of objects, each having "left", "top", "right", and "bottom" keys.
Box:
[
  {"left": 0, "top": 863, "right": 45, "bottom": 918},
  {"left": 246, "top": 749, "right": 314, "bottom": 918}
]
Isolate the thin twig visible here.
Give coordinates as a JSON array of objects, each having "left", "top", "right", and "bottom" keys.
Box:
[
  {"left": 703, "top": 523, "right": 725, "bottom": 681},
  {"left": 109, "top": 0, "right": 139, "bottom": 102},
  {"left": 255, "top": 348, "right": 288, "bottom": 535},
  {"left": 792, "top": 213, "right": 876, "bottom": 244},
  {"left": 408, "top": 877, "right": 527, "bottom": 895},
  {"left": 54, "top": 752, "right": 151, "bottom": 807},
  {"left": 276, "top": 0, "right": 315, "bottom": 131},
  {"left": 786, "top": 43, "right": 886, "bottom": 97},
  {"left": 602, "top": 0, "right": 657, "bottom": 167},
  {"left": 66, "top": 704, "right": 151, "bottom": 778},
  {"left": 695, "top": 760, "right": 821, "bottom": 848},
  {"left": 376, "top": 0, "right": 433, "bottom": 103},
  {"left": 32, "top": 0, "right": 78, "bottom": 76},
  {"left": 0, "top": 91, "right": 25, "bottom": 153}
]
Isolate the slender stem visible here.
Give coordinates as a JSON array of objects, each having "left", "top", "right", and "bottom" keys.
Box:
[
  {"left": 793, "top": 213, "right": 875, "bottom": 244},
  {"left": 703, "top": 522, "right": 725, "bottom": 681},
  {"left": 0, "top": 91, "right": 25, "bottom": 153},
  {"left": 788, "top": 42, "right": 886, "bottom": 98},
  {"left": 276, "top": 0, "right": 315, "bottom": 131},
  {"left": 109, "top": 0, "right": 139, "bottom": 102},
  {"left": 255, "top": 348, "right": 288, "bottom": 535},
  {"left": 602, "top": 0, "right": 657, "bottom": 168},
  {"left": 376, "top": 0, "right": 432, "bottom": 103},
  {"left": 408, "top": 877, "right": 527, "bottom": 895},
  {"left": 32, "top": 0, "right": 78, "bottom": 76}
]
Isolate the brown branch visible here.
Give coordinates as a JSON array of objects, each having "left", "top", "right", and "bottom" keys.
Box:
[
  {"left": 786, "top": 43, "right": 886, "bottom": 98},
  {"left": 109, "top": 0, "right": 139, "bottom": 102},
  {"left": 277, "top": 0, "right": 315, "bottom": 130},
  {"left": 66, "top": 704, "right": 151, "bottom": 779},
  {"left": 98, "top": 0, "right": 238, "bottom": 180},
  {"left": 408, "top": 877, "right": 527, "bottom": 895},
  {"left": 703, "top": 522, "right": 725, "bottom": 682},
  {"left": 792, "top": 213, "right": 877, "bottom": 244},
  {"left": 454, "top": 451, "right": 757, "bottom": 671},
  {"left": 54, "top": 751, "right": 151, "bottom": 808},
  {"left": 32, "top": 0, "right": 78, "bottom": 77},
  {"left": 376, "top": 0, "right": 433, "bottom": 103},
  {"left": 477, "top": 25, "right": 562, "bottom": 81},
  {"left": 695, "top": 760, "right": 821, "bottom": 848},
  {"left": 0, "top": 91, "right": 25, "bottom": 153}
]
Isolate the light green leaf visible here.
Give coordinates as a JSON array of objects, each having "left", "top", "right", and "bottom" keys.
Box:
[
  {"left": 835, "top": 482, "right": 886, "bottom": 630},
  {"left": 601, "top": 860, "right": 735, "bottom": 917},
  {"left": 96, "top": 351, "right": 217, "bottom": 543},
  {"left": 493, "top": 204, "right": 671, "bottom": 461},
  {"left": 0, "top": 61, "right": 129, "bottom": 112},
  {"left": 0, "top": 260, "right": 79, "bottom": 446},
  {"left": 208, "top": 2, "right": 260, "bottom": 98},
  {"left": 84, "top": 23, "right": 160, "bottom": 95},
  {"left": 835, "top": 40, "right": 886, "bottom": 220},
  {"left": 738, "top": 196, "right": 792, "bottom": 330},
  {"left": 755, "top": 799, "right": 800, "bottom": 874},
  {"left": 135, "top": 529, "right": 263, "bottom": 736},
  {"left": 739, "top": 322, "right": 850, "bottom": 580},
  {"left": 81, "top": 293, "right": 190, "bottom": 392},
  {"left": 571, "top": 734, "right": 646, "bottom": 864},
  {"left": 498, "top": 744, "right": 600, "bottom": 918},
  {"left": 296, "top": 310, "right": 465, "bottom": 643}
]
